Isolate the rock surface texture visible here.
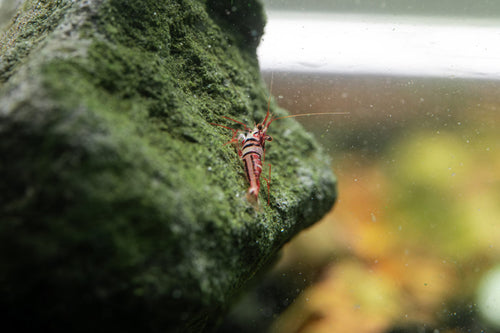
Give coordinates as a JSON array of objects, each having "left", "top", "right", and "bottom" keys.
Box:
[{"left": 0, "top": 0, "right": 337, "bottom": 332}]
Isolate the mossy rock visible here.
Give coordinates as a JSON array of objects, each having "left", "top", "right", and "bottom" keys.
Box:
[{"left": 0, "top": 0, "right": 337, "bottom": 331}]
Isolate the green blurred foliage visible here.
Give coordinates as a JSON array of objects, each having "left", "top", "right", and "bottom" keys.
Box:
[{"left": 386, "top": 124, "right": 500, "bottom": 260}]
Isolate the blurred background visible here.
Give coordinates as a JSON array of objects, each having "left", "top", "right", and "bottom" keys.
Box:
[{"left": 221, "top": 0, "right": 500, "bottom": 332}]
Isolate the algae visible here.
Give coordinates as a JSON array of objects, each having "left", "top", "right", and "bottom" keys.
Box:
[{"left": 0, "top": 0, "right": 337, "bottom": 331}]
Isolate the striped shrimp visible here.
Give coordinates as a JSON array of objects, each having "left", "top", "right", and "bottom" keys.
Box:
[{"left": 212, "top": 104, "right": 346, "bottom": 206}]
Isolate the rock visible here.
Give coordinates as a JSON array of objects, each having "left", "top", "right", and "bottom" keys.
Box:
[{"left": 0, "top": 0, "right": 337, "bottom": 331}]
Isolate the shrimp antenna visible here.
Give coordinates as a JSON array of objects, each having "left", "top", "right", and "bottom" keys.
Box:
[
  {"left": 263, "top": 72, "right": 274, "bottom": 125},
  {"left": 268, "top": 111, "right": 350, "bottom": 126}
]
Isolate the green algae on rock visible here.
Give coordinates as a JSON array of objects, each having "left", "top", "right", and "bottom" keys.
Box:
[{"left": 0, "top": 0, "right": 338, "bottom": 331}]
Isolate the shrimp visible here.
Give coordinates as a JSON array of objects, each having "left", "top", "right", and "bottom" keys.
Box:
[{"left": 212, "top": 105, "right": 347, "bottom": 206}]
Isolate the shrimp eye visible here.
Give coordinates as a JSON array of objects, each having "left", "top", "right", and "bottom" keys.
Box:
[
  {"left": 257, "top": 124, "right": 263, "bottom": 130},
  {"left": 266, "top": 136, "right": 273, "bottom": 142}
]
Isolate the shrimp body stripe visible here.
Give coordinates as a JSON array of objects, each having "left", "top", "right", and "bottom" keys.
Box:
[
  {"left": 242, "top": 153, "right": 262, "bottom": 199},
  {"left": 238, "top": 132, "right": 265, "bottom": 201},
  {"left": 241, "top": 144, "right": 264, "bottom": 160},
  {"left": 239, "top": 133, "right": 263, "bottom": 157}
]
